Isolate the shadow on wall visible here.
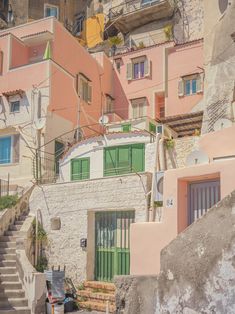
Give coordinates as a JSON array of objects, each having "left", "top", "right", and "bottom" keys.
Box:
[
  {"left": 113, "top": 69, "right": 129, "bottom": 120},
  {"left": 115, "top": 189, "right": 235, "bottom": 313}
]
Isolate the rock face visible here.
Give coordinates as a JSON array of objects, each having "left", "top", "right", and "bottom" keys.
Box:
[{"left": 115, "top": 190, "right": 235, "bottom": 313}]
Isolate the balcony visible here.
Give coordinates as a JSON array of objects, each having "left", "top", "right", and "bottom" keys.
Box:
[{"left": 109, "top": 0, "right": 175, "bottom": 33}]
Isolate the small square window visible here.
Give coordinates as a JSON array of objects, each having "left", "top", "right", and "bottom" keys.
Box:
[
  {"left": 10, "top": 101, "right": 20, "bottom": 113},
  {"left": 44, "top": 5, "right": 59, "bottom": 18}
]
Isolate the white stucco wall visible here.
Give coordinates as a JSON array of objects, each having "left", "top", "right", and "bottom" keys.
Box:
[
  {"left": 60, "top": 132, "right": 156, "bottom": 182},
  {"left": 29, "top": 172, "right": 152, "bottom": 284}
]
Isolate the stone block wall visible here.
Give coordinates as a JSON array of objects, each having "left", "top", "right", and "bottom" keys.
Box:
[
  {"left": 29, "top": 173, "right": 151, "bottom": 284},
  {"left": 166, "top": 136, "right": 199, "bottom": 169},
  {"left": 115, "top": 190, "right": 235, "bottom": 313}
]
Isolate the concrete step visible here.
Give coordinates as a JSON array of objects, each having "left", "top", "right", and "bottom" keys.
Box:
[
  {"left": 77, "top": 290, "right": 115, "bottom": 303},
  {"left": 4, "top": 232, "right": 18, "bottom": 237},
  {"left": 0, "top": 248, "right": 16, "bottom": 255},
  {"left": 8, "top": 225, "right": 21, "bottom": 232},
  {"left": 0, "top": 254, "right": 16, "bottom": 261},
  {"left": 84, "top": 281, "right": 115, "bottom": 292},
  {"left": 0, "top": 242, "right": 16, "bottom": 249},
  {"left": 0, "top": 236, "right": 16, "bottom": 243},
  {"left": 0, "top": 307, "right": 31, "bottom": 314},
  {"left": 0, "top": 290, "right": 25, "bottom": 299},
  {"left": 79, "top": 300, "right": 115, "bottom": 313},
  {"left": 0, "top": 261, "right": 16, "bottom": 268},
  {"left": 0, "top": 274, "right": 19, "bottom": 282},
  {"left": 0, "top": 282, "right": 22, "bottom": 290},
  {"left": 0, "top": 267, "right": 17, "bottom": 275},
  {"left": 0, "top": 298, "right": 28, "bottom": 308}
]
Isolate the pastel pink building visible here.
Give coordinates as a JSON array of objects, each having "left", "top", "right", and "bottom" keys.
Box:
[
  {"left": 0, "top": 17, "right": 113, "bottom": 186},
  {"left": 112, "top": 39, "right": 203, "bottom": 123}
]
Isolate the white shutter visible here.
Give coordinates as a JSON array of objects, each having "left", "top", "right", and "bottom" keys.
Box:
[
  {"left": 144, "top": 59, "right": 151, "bottom": 77},
  {"left": 126, "top": 63, "right": 132, "bottom": 80},
  {"left": 196, "top": 73, "right": 203, "bottom": 93},
  {"left": 12, "top": 134, "right": 20, "bottom": 163},
  {"left": 88, "top": 84, "right": 92, "bottom": 104},
  {"left": 178, "top": 78, "right": 184, "bottom": 97}
]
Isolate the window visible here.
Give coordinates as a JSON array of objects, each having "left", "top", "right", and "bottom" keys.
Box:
[
  {"left": 126, "top": 57, "right": 151, "bottom": 80},
  {"left": 0, "top": 136, "right": 11, "bottom": 164},
  {"left": 104, "top": 144, "right": 145, "bottom": 176},
  {"left": 77, "top": 74, "right": 92, "bottom": 104},
  {"left": 10, "top": 101, "right": 20, "bottom": 113},
  {"left": 122, "top": 124, "right": 131, "bottom": 132},
  {"left": 74, "top": 15, "right": 84, "bottom": 35},
  {"left": 131, "top": 98, "right": 146, "bottom": 119},
  {"left": 104, "top": 95, "right": 114, "bottom": 114},
  {"left": 71, "top": 158, "right": 90, "bottom": 181},
  {"left": 44, "top": 4, "right": 59, "bottom": 18},
  {"left": 115, "top": 59, "right": 121, "bottom": 73},
  {"left": 141, "top": 0, "right": 158, "bottom": 6},
  {"left": 178, "top": 74, "right": 203, "bottom": 97},
  {"left": 0, "top": 51, "right": 3, "bottom": 75}
]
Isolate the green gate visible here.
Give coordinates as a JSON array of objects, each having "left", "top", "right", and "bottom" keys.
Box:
[{"left": 95, "top": 211, "right": 135, "bottom": 282}]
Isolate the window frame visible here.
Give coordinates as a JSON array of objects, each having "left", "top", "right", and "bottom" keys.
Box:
[
  {"left": 104, "top": 144, "right": 145, "bottom": 177},
  {"left": 10, "top": 100, "right": 20, "bottom": 113},
  {"left": 0, "top": 135, "right": 12, "bottom": 165},
  {"left": 71, "top": 157, "right": 90, "bottom": 181},
  {"left": 78, "top": 74, "right": 92, "bottom": 104},
  {"left": 44, "top": 3, "right": 59, "bottom": 19},
  {"left": 104, "top": 95, "right": 114, "bottom": 114},
  {"left": 130, "top": 97, "right": 147, "bottom": 119}
]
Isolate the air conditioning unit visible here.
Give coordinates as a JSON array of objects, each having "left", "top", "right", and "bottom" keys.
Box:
[{"left": 155, "top": 171, "right": 164, "bottom": 202}]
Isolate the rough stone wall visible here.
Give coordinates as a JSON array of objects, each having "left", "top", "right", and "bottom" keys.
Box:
[
  {"left": 202, "top": 1, "right": 235, "bottom": 134},
  {"left": 173, "top": 0, "right": 204, "bottom": 43},
  {"left": 29, "top": 173, "right": 151, "bottom": 284},
  {"left": 166, "top": 136, "right": 199, "bottom": 169},
  {"left": 115, "top": 190, "right": 235, "bottom": 313}
]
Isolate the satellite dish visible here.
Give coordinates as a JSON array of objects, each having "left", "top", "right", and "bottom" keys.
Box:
[
  {"left": 213, "top": 118, "right": 232, "bottom": 131},
  {"left": 33, "top": 117, "right": 46, "bottom": 130},
  {"left": 186, "top": 150, "right": 209, "bottom": 166},
  {"left": 99, "top": 115, "right": 109, "bottom": 125}
]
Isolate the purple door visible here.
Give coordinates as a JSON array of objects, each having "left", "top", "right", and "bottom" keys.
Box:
[{"left": 188, "top": 180, "right": 220, "bottom": 225}]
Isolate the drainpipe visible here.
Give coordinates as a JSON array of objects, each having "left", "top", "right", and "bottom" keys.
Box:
[
  {"left": 149, "top": 133, "right": 161, "bottom": 222},
  {"left": 159, "top": 138, "right": 166, "bottom": 171}
]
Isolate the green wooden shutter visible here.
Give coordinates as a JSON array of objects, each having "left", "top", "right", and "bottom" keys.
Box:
[
  {"left": 122, "top": 124, "right": 131, "bottom": 132},
  {"left": 104, "top": 147, "right": 117, "bottom": 176},
  {"left": 81, "top": 158, "right": 90, "bottom": 179},
  {"left": 117, "top": 145, "right": 130, "bottom": 174},
  {"left": 71, "top": 159, "right": 81, "bottom": 181},
  {"left": 131, "top": 144, "right": 145, "bottom": 173}
]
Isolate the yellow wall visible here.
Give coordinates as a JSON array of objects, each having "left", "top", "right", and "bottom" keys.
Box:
[{"left": 82, "top": 13, "right": 105, "bottom": 48}]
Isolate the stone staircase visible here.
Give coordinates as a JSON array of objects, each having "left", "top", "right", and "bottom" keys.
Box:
[
  {"left": 77, "top": 281, "right": 116, "bottom": 313},
  {"left": 0, "top": 215, "right": 30, "bottom": 314}
]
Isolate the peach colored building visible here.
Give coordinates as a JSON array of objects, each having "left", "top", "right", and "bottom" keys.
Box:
[
  {"left": 112, "top": 39, "right": 203, "bottom": 122},
  {"left": 0, "top": 17, "right": 113, "bottom": 186}
]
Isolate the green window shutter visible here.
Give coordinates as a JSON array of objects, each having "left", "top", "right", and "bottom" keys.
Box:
[
  {"left": 117, "top": 145, "right": 130, "bottom": 174},
  {"left": 122, "top": 124, "right": 131, "bottom": 132},
  {"left": 71, "top": 159, "right": 81, "bottom": 181},
  {"left": 104, "top": 147, "right": 117, "bottom": 176},
  {"left": 81, "top": 158, "right": 90, "bottom": 179},
  {"left": 71, "top": 158, "right": 90, "bottom": 181},
  {"left": 149, "top": 122, "right": 156, "bottom": 133},
  {"left": 131, "top": 144, "right": 145, "bottom": 173}
]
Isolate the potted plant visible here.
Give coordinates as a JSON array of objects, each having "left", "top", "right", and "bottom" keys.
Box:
[{"left": 165, "top": 138, "right": 175, "bottom": 150}]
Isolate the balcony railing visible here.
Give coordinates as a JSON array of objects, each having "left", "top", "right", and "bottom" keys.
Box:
[{"left": 109, "top": 0, "right": 165, "bottom": 19}]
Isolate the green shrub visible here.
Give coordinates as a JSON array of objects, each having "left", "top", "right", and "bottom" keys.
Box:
[
  {"left": 0, "top": 195, "right": 18, "bottom": 211},
  {"left": 35, "top": 256, "right": 48, "bottom": 273}
]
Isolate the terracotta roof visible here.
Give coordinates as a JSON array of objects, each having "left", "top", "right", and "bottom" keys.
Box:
[
  {"left": 161, "top": 111, "right": 203, "bottom": 137},
  {"left": 2, "top": 89, "right": 25, "bottom": 98}
]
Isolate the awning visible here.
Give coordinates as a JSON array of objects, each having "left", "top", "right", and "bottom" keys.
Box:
[{"left": 161, "top": 111, "right": 203, "bottom": 137}]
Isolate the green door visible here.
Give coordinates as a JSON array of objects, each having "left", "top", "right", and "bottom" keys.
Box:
[{"left": 95, "top": 211, "right": 135, "bottom": 282}]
